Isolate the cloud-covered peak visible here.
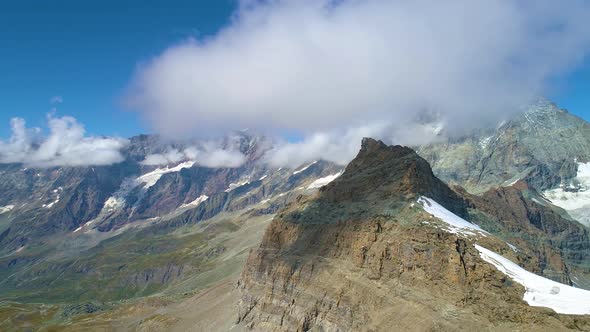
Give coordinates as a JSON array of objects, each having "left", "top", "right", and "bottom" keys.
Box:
[{"left": 0, "top": 116, "right": 128, "bottom": 168}]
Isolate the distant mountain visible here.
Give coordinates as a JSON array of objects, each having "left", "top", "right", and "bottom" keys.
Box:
[
  {"left": 239, "top": 138, "right": 590, "bottom": 330},
  {"left": 0, "top": 132, "right": 338, "bottom": 250},
  {"left": 418, "top": 100, "right": 590, "bottom": 194},
  {"left": 0, "top": 131, "right": 344, "bottom": 306}
]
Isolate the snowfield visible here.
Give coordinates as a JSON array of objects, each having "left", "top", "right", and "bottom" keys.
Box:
[
  {"left": 137, "top": 161, "right": 195, "bottom": 189},
  {"left": 307, "top": 171, "right": 343, "bottom": 189},
  {"left": 418, "top": 197, "right": 488, "bottom": 236},
  {"left": 476, "top": 244, "right": 590, "bottom": 315},
  {"left": 544, "top": 162, "right": 590, "bottom": 227},
  {"left": 419, "top": 196, "right": 590, "bottom": 315}
]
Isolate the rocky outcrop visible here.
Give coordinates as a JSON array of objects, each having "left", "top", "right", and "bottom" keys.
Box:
[
  {"left": 321, "top": 138, "right": 467, "bottom": 216},
  {"left": 239, "top": 214, "right": 589, "bottom": 331},
  {"left": 462, "top": 182, "right": 590, "bottom": 286},
  {"left": 238, "top": 139, "right": 590, "bottom": 331}
]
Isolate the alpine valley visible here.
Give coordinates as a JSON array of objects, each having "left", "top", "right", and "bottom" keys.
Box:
[{"left": 2, "top": 100, "right": 590, "bottom": 331}]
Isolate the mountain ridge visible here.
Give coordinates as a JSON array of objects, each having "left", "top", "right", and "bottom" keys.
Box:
[
  {"left": 238, "top": 138, "right": 590, "bottom": 331},
  {"left": 2, "top": 102, "right": 590, "bottom": 329}
]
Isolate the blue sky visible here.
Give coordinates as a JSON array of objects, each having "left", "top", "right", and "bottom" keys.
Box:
[
  {"left": 0, "top": 0, "right": 235, "bottom": 138},
  {"left": 0, "top": 0, "right": 589, "bottom": 139},
  {"left": 552, "top": 60, "right": 590, "bottom": 117}
]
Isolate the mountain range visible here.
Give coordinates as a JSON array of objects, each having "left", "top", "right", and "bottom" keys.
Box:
[{"left": 1, "top": 100, "right": 590, "bottom": 331}]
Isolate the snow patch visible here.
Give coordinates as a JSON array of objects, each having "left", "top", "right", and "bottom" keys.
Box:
[
  {"left": 43, "top": 196, "right": 60, "bottom": 209},
  {"left": 137, "top": 161, "right": 195, "bottom": 189},
  {"left": 418, "top": 197, "right": 488, "bottom": 236},
  {"left": 307, "top": 171, "right": 343, "bottom": 189},
  {"left": 101, "top": 177, "right": 139, "bottom": 213},
  {"left": 225, "top": 179, "right": 251, "bottom": 192},
  {"left": 179, "top": 195, "right": 209, "bottom": 209},
  {"left": 0, "top": 205, "right": 14, "bottom": 214},
  {"left": 479, "top": 136, "right": 492, "bottom": 149},
  {"left": 506, "top": 242, "right": 519, "bottom": 252},
  {"left": 104, "top": 196, "right": 125, "bottom": 211},
  {"left": 503, "top": 178, "right": 520, "bottom": 187},
  {"left": 475, "top": 244, "right": 590, "bottom": 315},
  {"left": 292, "top": 161, "right": 317, "bottom": 175},
  {"left": 544, "top": 162, "right": 590, "bottom": 227}
]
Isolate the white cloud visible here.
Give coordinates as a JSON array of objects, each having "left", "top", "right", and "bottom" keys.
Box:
[
  {"left": 0, "top": 116, "right": 128, "bottom": 167},
  {"left": 126, "top": 0, "right": 590, "bottom": 141},
  {"left": 50, "top": 96, "right": 63, "bottom": 104},
  {"left": 264, "top": 120, "right": 444, "bottom": 167},
  {"left": 141, "top": 149, "right": 185, "bottom": 165},
  {"left": 196, "top": 147, "right": 246, "bottom": 168},
  {"left": 141, "top": 144, "right": 246, "bottom": 168}
]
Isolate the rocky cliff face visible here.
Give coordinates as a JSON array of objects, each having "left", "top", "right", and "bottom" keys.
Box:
[
  {"left": 418, "top": 100, "right": 590, "bottom": 194},
  {"left": 0, "top": 161, "right": 139, "bottom": 250},
  {"left": 238, "top": 139, "right": 590, "bottom": 331},
  {"left": 463, "top": 182, "right": 590, "bottom": 287}
]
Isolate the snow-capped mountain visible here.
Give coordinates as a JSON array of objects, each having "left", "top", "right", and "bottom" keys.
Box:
[
  {"left": 2, "top": 103, "right": 590, "bottom": 330},
  {"left": 418, "top": 99, "right": 590, "bottom": 194}
]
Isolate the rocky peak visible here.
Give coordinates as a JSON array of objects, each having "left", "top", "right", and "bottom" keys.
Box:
[
  {"left": 358, "top": 137, "right": 414, "bottom": 156},
  {"left": 322, "top": 138, "right": 467, "bottom": 216}
]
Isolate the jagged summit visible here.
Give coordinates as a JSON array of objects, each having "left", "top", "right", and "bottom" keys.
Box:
[
  {"left": 321, "top": 138, "right": 467, "bottom": 216},
  {"left": 358, "top": 137, "right": 414, "bottom": 156}
]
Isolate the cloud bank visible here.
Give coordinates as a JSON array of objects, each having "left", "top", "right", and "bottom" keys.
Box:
[
  {"left": 126, "top": 0, "right": 590, "bottom": 166},
  {"left": 0, "top": 116, "right": 128, "bottom": 167},
  {"left": 141, "top": 149, "right": 186, "bottom": 166},
  {"left": 264, "top": 120, "right": 445, "bottom": 167},
  {"left": 142, "top": 144, "right": 246, "bottom": 168}
]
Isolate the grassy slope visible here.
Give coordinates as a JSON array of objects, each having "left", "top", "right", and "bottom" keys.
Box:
[{"left": 0, "top": 210, "right": 273, "bottom": 330}]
